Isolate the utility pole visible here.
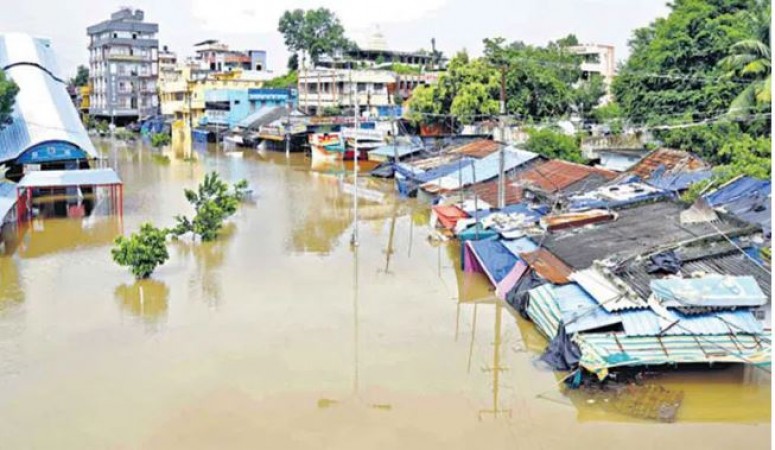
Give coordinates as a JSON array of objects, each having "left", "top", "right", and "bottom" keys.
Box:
[
  {"left": 350, "top": 72, "right": 360, "bottom": 247},
  {"left": 497, "top": 67, "right": 506, "bottom": 210},
  {"left": 285, "top": 96, "right": 291, "bottom": 158}
]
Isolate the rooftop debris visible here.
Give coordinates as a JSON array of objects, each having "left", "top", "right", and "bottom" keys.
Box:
[{"left": 626, "top": 148, "right": 708, "bottom": 181}]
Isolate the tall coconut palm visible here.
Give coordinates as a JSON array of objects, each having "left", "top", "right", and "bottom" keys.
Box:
[{"left": 720, "top": 1, "right": 771, "bottom": 115}]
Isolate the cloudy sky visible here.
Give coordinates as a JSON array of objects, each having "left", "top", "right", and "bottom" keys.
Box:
[{"left": 2, "top": 0, "right": 669, "bottom": 77}]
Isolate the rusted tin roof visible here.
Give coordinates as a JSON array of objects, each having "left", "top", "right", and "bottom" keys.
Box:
[
  {"left": 627, "top": 148, "right": 707, "bottom": 180},
  {"left": 541, "top": 209, "right": 616, "bottom": 231},
  {"left": 519, "top": 248, "right": 573, "bottom": 284},
  {"left": 515, "top": 160, "right": 617, "bottom": 194},
  {"left": 469, "top": 179, "right": 524, "bottom": 206},
  {"left": 448, "top": 139, "right": 501, "bottom": 158}
]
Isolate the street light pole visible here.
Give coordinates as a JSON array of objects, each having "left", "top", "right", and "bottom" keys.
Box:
[{"left": 497, "top": 67, "right": 506, "bottom": 210}]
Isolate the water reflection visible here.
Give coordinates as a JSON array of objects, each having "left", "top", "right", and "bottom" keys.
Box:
[
  {"left": 173, "top": 223, "right": 236, "bottom": 309},
  {"left": 13, "top": 215, "right": 121, "bottom": 259},
  {"left": 115, "top": 279, "right": 170, "bottom": 324},
  {"left": 0, "top": 256, "right": 24, "bottom": 309}
]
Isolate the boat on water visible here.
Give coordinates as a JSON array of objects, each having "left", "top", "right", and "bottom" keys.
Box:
[
  {"left": 341, "top": 127, "right": 386, "bottom": 151},
  {"left": 309, "top": 132, "right": 346, "bottom": 162}
]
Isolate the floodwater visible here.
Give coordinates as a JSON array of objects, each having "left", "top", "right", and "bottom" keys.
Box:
[{"left": 0, "top": 134, "right": 769, "bottom": 449}]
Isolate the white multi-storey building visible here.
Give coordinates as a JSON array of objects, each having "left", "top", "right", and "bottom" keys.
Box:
[
  {"left": 87, "top": 8, "right": 159, "bottom": 123},
  {"left": 569, "top": 44, "right": 616, "bottom": 104}
]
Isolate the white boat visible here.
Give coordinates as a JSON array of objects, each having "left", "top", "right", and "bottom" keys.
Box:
[{"left": 341, "top": 127, "right": 386, "bottom": 151}]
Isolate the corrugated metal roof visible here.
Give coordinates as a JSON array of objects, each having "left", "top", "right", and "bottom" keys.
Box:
[
  {"left": 0, "top": 33, "right": 97, "bottom": 163},
  {"left": 422, "top": 147, "right": 538, "bottom": 193},
  {"left": 18, "top": 168, "right": 122, "bottom": 188},
  {"left": 541, "top": 209, "right": 615, "bottom": 231},
  {"left": 570, "top": 266, "right": 648, "bottom": 311},
  {"left": 554, "top": 283, "right": 623, "bottom": 334},
  {"left": 519, "top": 248, "right": 572, "bottom": 284},
  {"left": 541, "top": 200, "right": 750, "bottom": 270},
  {"left": 616, "top": 245, "right": 772, "bottom": 302},
  {"left": 369, "top": 143, "right": 423, "bottom": 159},
  {"left": 619, "top": 309, "right": 763, "bottom": 336},
  {"left": 527, "top": 284, "right": 563, "bottom": 338},
  {"left": 469, "top": 179, "right": 524, "bottom": 206},
  {"left": 574, "top": 332, "right": 771, "bottom": 379},
  {"left": 568, "top": 182, "right": 670, "bottom": 211},
  {"left": 705, "top": 176, "right": 771, "bottom": 237},
  {"left": 448, "top": 139, "right": 500, "bottom": 158},
  {"left": 647, "top": 169, "right": 713, "bottom": 191},
  {"left": 650, "top": 275, "right": 767, "bottom": 307},
  {"left": 515, "top": 159, "right": 617, "bottom": 194},
  {"left": 627, "top": 148, "right": 708, "bottom": 181}
]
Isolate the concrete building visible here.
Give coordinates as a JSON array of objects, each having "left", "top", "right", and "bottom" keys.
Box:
[
  {"left": 203, "top": 88, "right": 297, "bottom": 128},
  {"left": 193, "top": 40, "right": 267, "bottom": 73},
  {"left": 315, "top": 28, "right": 445, "bottom": 71},
  {"left": 569, "top": 44, "right": 616, "bottom": 104},
  {"left": 298, "top": 69, "right": 396, "bottom": 116},
  {"left": 87, "top": 8, "right": 159, "bottom": 123}
]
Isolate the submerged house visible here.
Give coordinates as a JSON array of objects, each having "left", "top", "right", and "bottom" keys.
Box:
[
  {"left": 0, "top": 33, "right": 122, "bottom": 223},
  {"left": 0, "top": 33, "right": 99, "bottom": 176}
]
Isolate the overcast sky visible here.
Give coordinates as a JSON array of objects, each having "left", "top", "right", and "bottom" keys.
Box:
[{"left": 2, "top": 0, "right": 670, "bottom": 77}]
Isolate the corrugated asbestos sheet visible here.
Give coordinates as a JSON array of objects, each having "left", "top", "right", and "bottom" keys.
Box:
[
  {"left": 0, "top": 33, "right": 97, "bottom": 163},
  {"left": 541, "top": 201, "right": 749, "bottom": 270},
  {"left": 575, "top": 332, "right": 771, "bottom": 379},
  {"left": 616, "top": 247, "right": 772, "bottom": 300},
  {"left": 570, "top": 267, "right": 648, "bottom": 311},
  {"left": 619, "top": 309, "right": 763, "bottom": 336},
  {"left": 520, "top": 248, "right": 572, "bottom": 284},
  {"left": 650, "top": 275, "right": 767, "bottom": 307}
]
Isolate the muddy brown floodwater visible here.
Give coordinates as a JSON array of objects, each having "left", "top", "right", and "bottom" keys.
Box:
[{"left": 0, "top": 136, "right": 770, "bottom": 449}]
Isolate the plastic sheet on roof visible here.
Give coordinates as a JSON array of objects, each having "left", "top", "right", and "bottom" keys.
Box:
[{"left": 650, "top": 275, "right": 767, "bottom": 308}]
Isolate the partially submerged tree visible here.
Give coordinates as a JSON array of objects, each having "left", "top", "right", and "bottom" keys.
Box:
[
  {"left": 151, "top": 132, "right": 171, "bottom": 147},
  {"left": 0, "top": 69, "right": 19, "bottom": 128},
  {"left": 112, "top": 223, "right": 170, "bottom": 279},
  {"left": 171, "top": 172, "right": 249, "bottom": 242}
]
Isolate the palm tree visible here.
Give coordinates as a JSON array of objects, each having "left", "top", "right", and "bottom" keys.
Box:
[{"left": 720, "top": 1, "right": 771, "bottom": 115}]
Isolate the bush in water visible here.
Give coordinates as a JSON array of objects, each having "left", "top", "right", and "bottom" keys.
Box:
[{"left": 112, "top": 223, "right": 170, "bottom": 279}]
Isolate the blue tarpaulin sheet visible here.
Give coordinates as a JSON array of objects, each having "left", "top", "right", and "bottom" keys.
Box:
[
  {"left": 650, "top": 275, "right": 767, "bottom": 307},
  {"left": 647, "top": 170, "right": 713, "bottom": 191},
  {"left": 705, "top": 176, "right": 771, "bottom": 236},
  {"left": 467, "top": 240, "right": 519, "bottom": 284}
]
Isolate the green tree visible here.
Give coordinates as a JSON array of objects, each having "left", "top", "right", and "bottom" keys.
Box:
[
  {"left": 264, "top": 71, "right": 298, "bottom": 89},
  {"left": 151, "top": 132, "right": 171, "bottom": 147},
  {"left": 574, "top": 74, "right": 607, "bottom": 117},
  {"left": 719, "top": 0, "right": 771, "bottom": 114},
  {"left": 0, "top": 69, "right": 19, "bottom": 128},
  {"left": 612, "top": 0, "right": 756, "bottom": 124},
  {"left": 71, "top": 65, "right": 89, "bottom": 87},
  {"left": 278, "top": 8, "right": 355, "bottom": 67},
  {"left": 524, "top": 127, "right": 584, "bottom": 163},
  {"left": 112, "top": 223, "right": 170, "bottom": 279},
  {"left": 172, "top": 172, "right": 249, "bottom": 242}
]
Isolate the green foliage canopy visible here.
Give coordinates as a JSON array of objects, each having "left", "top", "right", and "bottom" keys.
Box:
[
  {"left": 278, "top": 8, "right": 354, "bottom": 66},
  {"left": 172, "top": 172, "right": 249, "bottom": 242},
  {"left": 0, "top": 69, "right": 19, "bottom": 129},
  {"left": 524, "top": 127, "right": 584, "bottom": 163},
  {"left": 112, "top": 223, "right": 170, "bottom": 279}
]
